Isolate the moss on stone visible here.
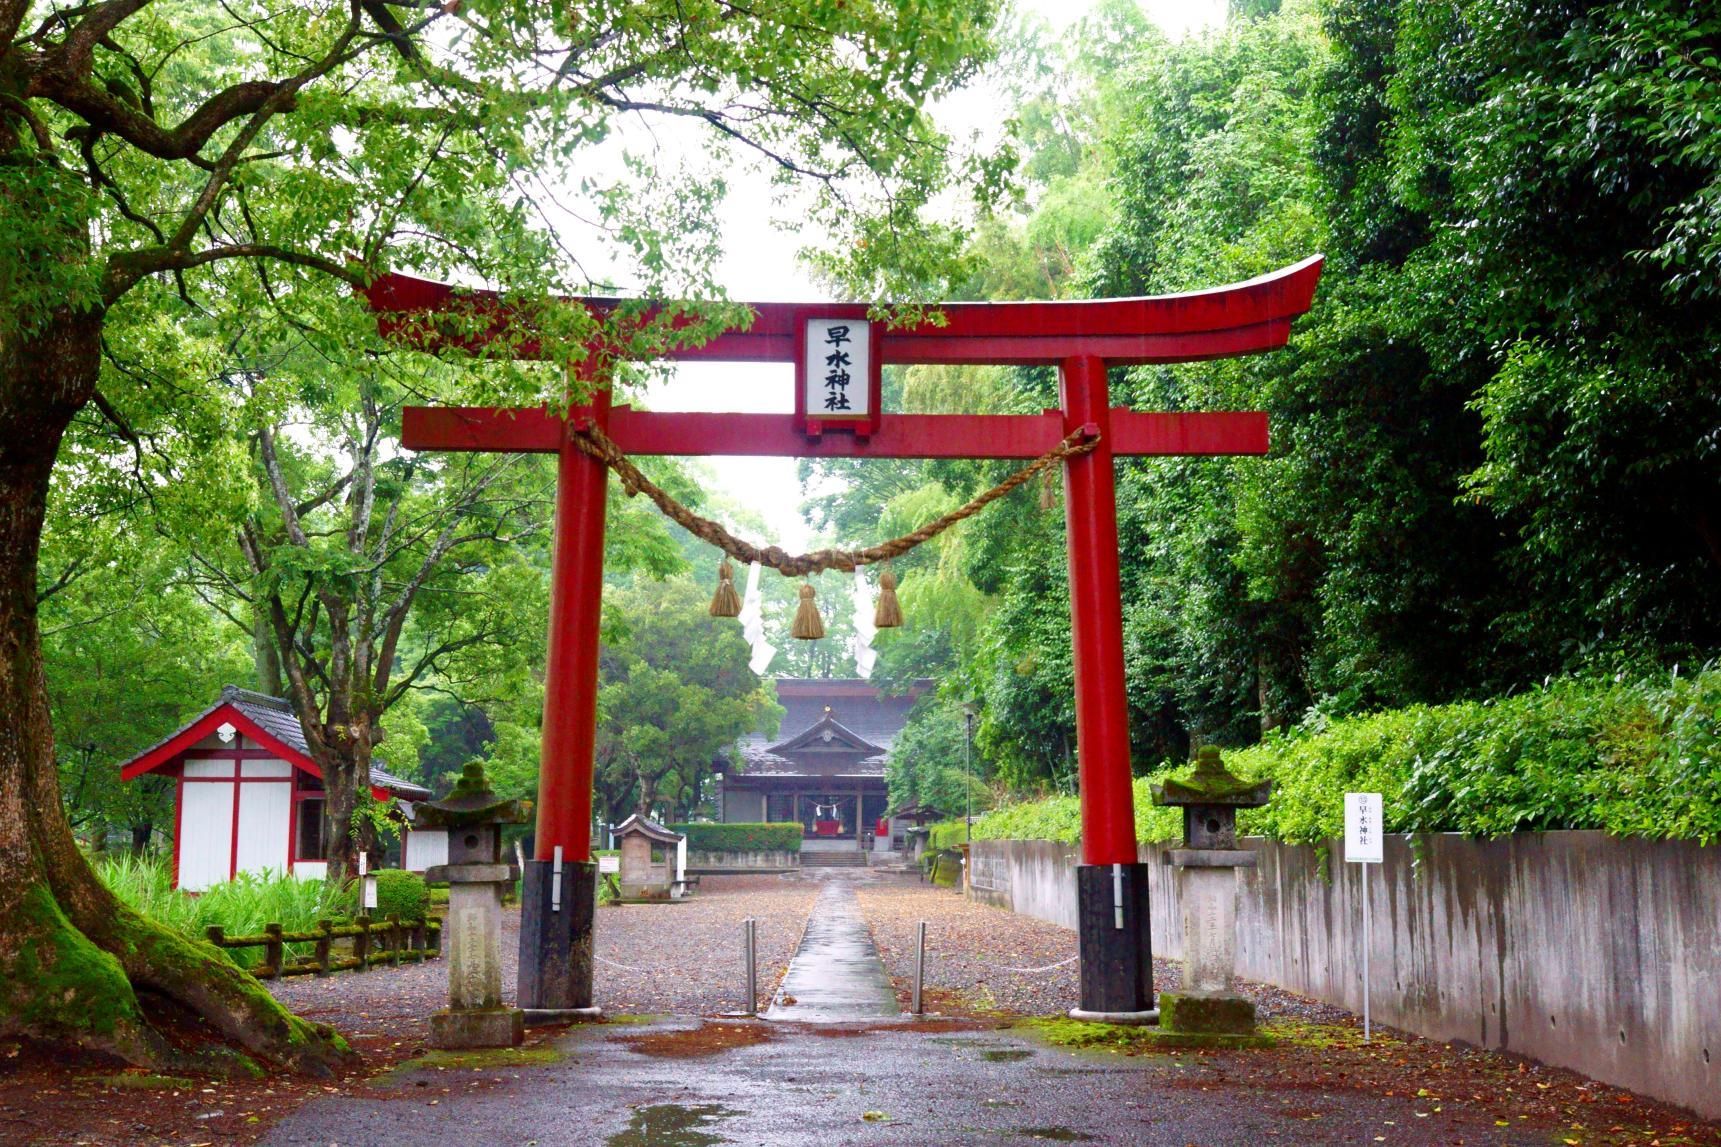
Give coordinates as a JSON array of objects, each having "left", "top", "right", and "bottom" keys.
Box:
[
  {"left": 1158, "top": 992, "right": 1257, "bottom": 1035},
  {"left": 1017, "top": 1015, "right": 1276, "bottom": 1054}
]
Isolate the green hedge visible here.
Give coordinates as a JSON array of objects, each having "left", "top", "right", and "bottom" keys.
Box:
[
  {"left": 669, "top": 822, "right": 802, "bottom": 853},
  {"left": 373, "top": 870, "right": 429, "bottom": 923},
  {"left": 959, "top": 668, "right": 1721, "bottom": 847}
]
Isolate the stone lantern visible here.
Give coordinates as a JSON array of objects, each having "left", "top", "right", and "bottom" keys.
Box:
[
  {"left": 1150, "top": 745, "right": 1272, "bottom": 1041},
  {"left": 414, "top": 762, "right": 527, "bottom": 1049}
]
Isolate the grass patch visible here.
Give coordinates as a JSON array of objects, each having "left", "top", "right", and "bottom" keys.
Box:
[
  {"left": 375, "top": 1045, "right": 562, "bottom": 1085},
  {"left": 95, "top": 855, "right": 351, "bottom": 968},
  {"left": 413, "top": 1046, "right": 562, "bottom": 1069},
  {"left": 91, "top": 1072, "right": 198, "bottom": 1090}
]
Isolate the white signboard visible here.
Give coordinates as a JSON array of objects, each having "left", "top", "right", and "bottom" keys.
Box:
[
  {"left": 598, "top": 855, "right": 620, "bottom": 874},
  {"left": 804, "top": 318, "right": 871, "bottom": 420},
  {"left": 1345, "top": 792, "right": 1383, "bottom": 864}
]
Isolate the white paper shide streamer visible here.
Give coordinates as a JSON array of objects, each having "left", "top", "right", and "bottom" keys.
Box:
[
  {"left": 738, "top": 561, "right": 776, "bottom": 675},
  {"left": 851, "top": 568, "right": 877, "bottom": 679}
]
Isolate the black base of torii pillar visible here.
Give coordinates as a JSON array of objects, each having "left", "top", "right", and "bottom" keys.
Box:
[
  {"left": 1070, "top": 863, "right": 1156, "bottom": 1022},
  {"left": 517, "top": 859, "right": 600, "bottom": 1023}
]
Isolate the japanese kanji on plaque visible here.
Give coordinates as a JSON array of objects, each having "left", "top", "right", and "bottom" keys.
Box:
[{"left": 797, "top": 315, "right": 879, "bottom": 433}]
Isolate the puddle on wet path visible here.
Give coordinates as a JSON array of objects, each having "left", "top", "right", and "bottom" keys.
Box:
[{"left": 606, "top": 1103, "right": 735, "bottom": 1147}]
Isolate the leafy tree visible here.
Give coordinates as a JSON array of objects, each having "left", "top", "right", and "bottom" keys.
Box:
[
  {"left": 215, "top": 384, "right": 552, "bottom": 879},
  {"left": 1, "top": 0, "right": 997, "bottom": 1072},
  {"left": 884, "top": 695, "right": 991, "bottom": 818},
  {"left": 40, "top": 521, "right": 251, "bottom": 851},
  {"left": 592, "top": 578, "right": 779, "bottom": 824}
]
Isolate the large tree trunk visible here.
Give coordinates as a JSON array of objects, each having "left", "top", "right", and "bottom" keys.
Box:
[
  {"left": 320, "top": 736, "right": 368, "bottom": 884},
  {"left": 0, "top": 312, "right": 348, "bottom": 1076}
]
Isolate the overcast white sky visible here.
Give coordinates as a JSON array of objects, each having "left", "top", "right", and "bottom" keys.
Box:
[{"left": 636, "top": 0, "right": 1224, "bottom": 549}]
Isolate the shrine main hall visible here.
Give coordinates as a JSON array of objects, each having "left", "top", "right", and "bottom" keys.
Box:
[{"left": 712, "top": 678, "right": 930, "bottom": 853}]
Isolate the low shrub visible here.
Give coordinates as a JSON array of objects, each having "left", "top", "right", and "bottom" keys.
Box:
[
  {"left": 668, "top": 822, "right": 801, "bottom": 853},
  {"left": 372, "top": 870, "right": 428, "bottom": 923},
  {"left": 961, "top": 667, "right": 1721, "bottom": 846}
]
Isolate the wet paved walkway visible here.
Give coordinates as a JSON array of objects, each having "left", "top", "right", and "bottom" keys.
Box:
[
  {"left": 264, "top": 1015, "right": 1557, "bottom": 1147},
  {"left": 764, "top": 879, "right": 900, "bottom": 1022}
]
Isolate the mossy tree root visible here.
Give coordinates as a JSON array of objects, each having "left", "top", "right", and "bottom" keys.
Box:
[{"left": 0, "top": 871, "right": 353, "bottom": 1078}]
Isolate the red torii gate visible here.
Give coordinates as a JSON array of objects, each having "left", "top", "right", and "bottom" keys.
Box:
[{"left": 365, "top": 255, "right": 1322, "bottom": 1022}]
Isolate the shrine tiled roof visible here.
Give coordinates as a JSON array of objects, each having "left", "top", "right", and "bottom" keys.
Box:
[{"left": 727, "top": 678, "right": 930, "bottom": 780}]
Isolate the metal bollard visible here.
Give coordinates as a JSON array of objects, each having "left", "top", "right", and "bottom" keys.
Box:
[
  {"left": 912, "top": 920, "right": 927, "bottom": 1015},
  {"left": 743, "top": 917, "right": 758, "bottom": 1015}
]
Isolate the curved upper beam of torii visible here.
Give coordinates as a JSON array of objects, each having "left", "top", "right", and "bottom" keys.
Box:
[{"left": 360, "top": 254, "right": 1323, "bottom": 367}]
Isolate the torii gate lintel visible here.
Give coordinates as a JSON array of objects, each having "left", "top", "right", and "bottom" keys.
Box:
[{"left": 370, "top": 255, "right": 1323, "bottom": 1023}]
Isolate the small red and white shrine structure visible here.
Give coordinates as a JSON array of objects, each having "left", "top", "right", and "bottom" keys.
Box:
[{"left": 118, "top": 686, "right": 431, "bottom": 890}]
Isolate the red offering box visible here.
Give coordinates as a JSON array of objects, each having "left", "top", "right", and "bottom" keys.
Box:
[{"left": 814, "top": 820, "right": 842, "bottom": 836}]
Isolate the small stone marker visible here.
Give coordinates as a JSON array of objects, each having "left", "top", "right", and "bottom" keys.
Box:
[
  {"left": 413, "top": 762, "right": 527, "bottom": 1049},
  {"left": 612, "top": 813, "right": 684, "bottom": 901},
  {"left": 1150, "top": 746, "right": 1273, "bottom": 1043}
]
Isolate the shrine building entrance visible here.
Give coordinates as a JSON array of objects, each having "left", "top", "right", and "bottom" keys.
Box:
[{"left": 365, "top": 255, "right": 1323, "bottom": 1022}]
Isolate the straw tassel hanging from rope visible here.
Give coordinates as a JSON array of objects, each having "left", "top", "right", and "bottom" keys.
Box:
[
  {"left": 791, "top": 580, "right": 825, "bottom": 640},
  {"left": 874, "top": 566, "right": 903, "bottom": 629},
  {"left": 709, "top": 557, "right": 741, "bottom": 617}
]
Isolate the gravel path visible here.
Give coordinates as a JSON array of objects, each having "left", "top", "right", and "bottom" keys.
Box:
[
  {"left": 268, "top": 873, "right": 817, "bottom": 1041},
  {"left": 853, "top": 870, "right": 1351, "bottom": 1023}
]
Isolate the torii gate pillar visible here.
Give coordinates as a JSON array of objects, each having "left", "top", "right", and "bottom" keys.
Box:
[
  {"left": 1062, "top": 354, "right": 1154, "bottom": 1021},
  {"left": 516, "top": 390, "right": 609, "bottom": 1021}
]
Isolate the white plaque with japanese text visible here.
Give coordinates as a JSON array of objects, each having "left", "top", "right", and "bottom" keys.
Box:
[
  {"left": 1344, "top": 791, "right": 1383, "bottom": 863},
  {"left": 803, "top": 317, "right": 872, "bottom": 420}
]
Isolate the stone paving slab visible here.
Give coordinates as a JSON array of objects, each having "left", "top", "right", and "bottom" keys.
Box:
[{"left": 765, "top": 879, "right": 900, "bottom": 1022}]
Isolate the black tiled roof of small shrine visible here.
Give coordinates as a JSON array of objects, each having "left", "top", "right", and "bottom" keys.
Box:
[
  {"left": 727, "top": 678, "right": 929, "bottom": 779},
  {"left": 611, "top": 813, "right": 684, "bottom": 845},
  {"left": 123, "top": 684, "right": 431, "bottom": 799}
]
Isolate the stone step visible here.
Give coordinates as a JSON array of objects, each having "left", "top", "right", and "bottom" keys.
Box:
[{"left": 800, "top": 850, "right": 869, "bottom": 867}]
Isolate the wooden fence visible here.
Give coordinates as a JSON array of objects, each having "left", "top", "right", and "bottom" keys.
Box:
[{"left": 204, "top": 914, "right": 442, "bottom": 979}]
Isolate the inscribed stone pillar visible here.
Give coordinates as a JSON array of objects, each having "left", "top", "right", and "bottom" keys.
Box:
[
  {"left": 1179, "top": 866, "right": 1238, "bottom": 995},
  {"left": 447, "top": 882, "right": 504, "bottom": 1010}
]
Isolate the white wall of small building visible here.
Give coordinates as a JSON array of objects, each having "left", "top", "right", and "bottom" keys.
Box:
[
  {"left": 174, "top": 731, "right": 312, "bottom": 890},
  {"left": 402, "top": 829, "right": 448, "bottom": 873}
]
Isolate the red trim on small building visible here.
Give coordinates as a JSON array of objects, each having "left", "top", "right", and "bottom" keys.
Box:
[{"left": 121, "top": 702, "right": 391, "bottom": 799}]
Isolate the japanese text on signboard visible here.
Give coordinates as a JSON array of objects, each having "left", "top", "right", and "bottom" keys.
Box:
[
  {"left": 1344, "top": 792, "right": 1383, "bottom": 863},
  {"left": 803, "top": 317, "right": 871, "bottom": 420}
]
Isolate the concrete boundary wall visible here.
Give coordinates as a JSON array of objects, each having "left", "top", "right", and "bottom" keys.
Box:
[
  {"left": 968, "top": 832, "right": 1720, "bottom": 1120},
  {"left": 686, "top": 848, "right": 799, "bottom": 874}
]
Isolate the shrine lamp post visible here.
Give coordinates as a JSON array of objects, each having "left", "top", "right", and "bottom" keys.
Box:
[{"left": 365, "top": 254, "right": 1323, "bottom": 1025}]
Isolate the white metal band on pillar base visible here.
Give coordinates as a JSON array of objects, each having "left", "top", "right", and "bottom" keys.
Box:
[
  {"left": 523, "top": 1006, "right": 602, "bottom": 1025},
  {"left": 1068, "top": 1008, "right": 1159, "bottom": 1026},
  {"left": 1112, "top": 863, "right": 1125, "bottom": 930},
  {"left": 551, "top": 844, "right": 563, "bottom": 913}
]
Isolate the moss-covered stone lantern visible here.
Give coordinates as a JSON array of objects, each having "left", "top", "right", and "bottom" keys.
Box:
[
  {"left": 414, "top": 762, "right": 527, "bottom": 1049},
  {"left": 1149, "top": 746, "right": 1273, "bottom": 1045}
]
